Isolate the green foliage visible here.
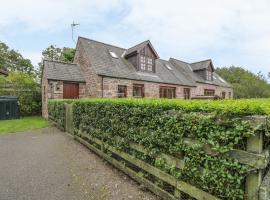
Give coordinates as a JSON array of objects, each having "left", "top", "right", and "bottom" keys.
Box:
[
  {"left": 37, "top": 45, "right": 75, "bottom": 78},
  {"left": 48, "top": 100, "right": 74, "bottom": 128},
  {"left": 0, "top": 41, "right": 35, "bottom": 75},
  {"left": 216, "top": 66, "right": 270, "bottom": 98},
  {"left": 48, "top": 98, "right": 270, "bottom": 199},
  {"left": 0, "top": 72, "right": 41, "bottom": 115},
  {"left": 61, "top": 48, "right": 76, "bottom": 62}
]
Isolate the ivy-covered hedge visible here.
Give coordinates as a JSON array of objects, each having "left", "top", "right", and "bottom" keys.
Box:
[
  {"left": 48, "top": 100, "right": 73, "bottom": 128},
  {"left": 49, "top": 98, "right": 270, "bottom": 199}
]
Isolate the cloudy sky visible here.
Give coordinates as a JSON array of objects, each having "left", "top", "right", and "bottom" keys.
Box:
[{"left": 0, "top": 0, "right": 269, "bottom": 77}]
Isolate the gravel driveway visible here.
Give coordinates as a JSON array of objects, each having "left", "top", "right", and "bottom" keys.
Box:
[{"left": 0, "top": 127, "right": 159, "bottom": 200}]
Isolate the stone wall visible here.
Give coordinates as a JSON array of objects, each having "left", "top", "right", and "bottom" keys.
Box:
[
  {"left": 102, "top": 76, "right": 196, "bottom": 98},
  {"left": 41, "top": 65, "right": 48, "bottom": 118},
  {"left": 74, "top": 40, "right": 102, "bottom": 97},
  {"left": 195, "top": 83, "right": 233, "bottom": 98},
  {"left": 42, "top": 78, "right": 86, "bottom": 118}
]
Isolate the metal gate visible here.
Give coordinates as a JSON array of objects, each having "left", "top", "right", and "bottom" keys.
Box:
[{"left": 0, "top": 96, "right": 19, "bottom": 120}]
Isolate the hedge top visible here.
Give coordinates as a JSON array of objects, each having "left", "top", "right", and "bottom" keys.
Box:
[{"left": 50, "top": 98, "right": 270, "bottom": 117}]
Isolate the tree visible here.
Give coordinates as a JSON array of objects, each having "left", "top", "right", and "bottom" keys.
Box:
[
  {"left": 216, "top": 66, "right": 270, "bottom": 98},
  {"left": 37, "top": 45, "right": 75, "bottom": 79},
  {"left": 0, "top": 41, "right": 35, "bottom": 75}
]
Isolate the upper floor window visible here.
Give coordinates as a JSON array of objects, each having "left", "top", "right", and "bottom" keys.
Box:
[
  {"left": 140, "top": 56, "right": 153, "bottom": 72},
  {"left": 206, "top": 70, "right": 213, "bottom": 81}
]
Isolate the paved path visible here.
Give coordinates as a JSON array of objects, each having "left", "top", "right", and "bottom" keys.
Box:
[{"left": 0, "top": 128, "right": 159, "bottom": 200}]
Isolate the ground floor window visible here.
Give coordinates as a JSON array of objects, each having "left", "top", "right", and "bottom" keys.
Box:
[
  {"left": 160, "top": 86, "right": 176, "bottom": 99},
  {"left": 204, "top": 89, "right": 215, "bottom": 96},
  {"left": 222, "top": 91, "right": 226, "bottom": 99},
  {"left": 117, "top": 85, "right": 127, "bottom": 98},
  {"left": 133, "top": 84, "right": 144, "bottom": 98},
  {"left": 183, "top": 88, "right": 190, "bottom": 99},
  {"left": 229, "top": 92, "right": 232, "bottom": 98}
]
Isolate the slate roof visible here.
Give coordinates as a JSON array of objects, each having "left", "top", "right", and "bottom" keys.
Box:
[
  {"left": 190, "top": 60, "right": 213, "bottom": 71},
  {"left": 77, "top": 37, "right": 232, "bottom": 88},
  {"left": 43, "top": 60, "right": 85, "bottom": 82},
  {"left": 170, "top": 58, "right": 231, "bottom": 87},
  {"left": 44, "top": 36, "right": 231, "bottom": 88},
  {"left": 125, "top": 40, "right": 159, "bottom": 58},
  {"left": 78, "top": 37, "right": 196, "bottom": 86}
]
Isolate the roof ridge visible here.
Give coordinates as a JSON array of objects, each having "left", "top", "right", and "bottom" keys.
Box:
[
  {"left": 169, "top": 58, "right": 190, "bottom": 64},
  {"left": 78, "top": 36, "right": 126, "bottom": 50},
  {"left": 43, "top": 59, "right": 78, "bottom": 65},
  {"left": 127, "top": 40, "right": 150, "bottom": 51},
  {"left": 157, "top": 58, "right": 169, "bottom": 62},
  {"left": 190, "top": 59, "right": 212, "bottom": 64}
]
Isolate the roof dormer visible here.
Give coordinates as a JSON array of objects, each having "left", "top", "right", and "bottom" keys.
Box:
[
  {"left": 125, "top": 40, "right": 159, "bottom": 73},
  {"left": 190, "top": 59, "right": 214, "bottom": 81}
]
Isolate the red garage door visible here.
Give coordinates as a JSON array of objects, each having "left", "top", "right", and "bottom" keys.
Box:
[{"left": 63, "top": 82, "right": 79, "bottom": 99}]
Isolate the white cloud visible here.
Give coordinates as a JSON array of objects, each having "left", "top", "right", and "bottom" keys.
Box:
[
  {"left": 0, "top": 0, "right": 269, "bottom": 76},
  {"left": 0, "top": 0, "right": 125, "bottom": 31}
]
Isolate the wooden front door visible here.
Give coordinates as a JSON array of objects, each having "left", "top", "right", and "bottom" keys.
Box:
[{"left": 63, "top": 82, "right": 79, "bottom": 99}]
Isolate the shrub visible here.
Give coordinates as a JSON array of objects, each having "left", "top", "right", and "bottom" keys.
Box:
[
  {"left": 0, "top": 72, "right": 41, "bottom": 115},
  {"left": 48, "top": 99, "right": 75, "bottom": 128},
  {"left": 49, "top": 98, "right": 270, "bottom": 199}
]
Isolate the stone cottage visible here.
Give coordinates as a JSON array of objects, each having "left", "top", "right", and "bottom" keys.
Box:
[{"left": 42, "top": 37, "right": 233, "bottom": 117}]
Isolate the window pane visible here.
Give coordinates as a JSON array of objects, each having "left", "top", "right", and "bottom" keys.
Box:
[
  {"left": 140, "top": 56, "right": 145, "bottom": 63},
  {"left": 159, "top": 87, "right": 175, "bottom": 99},
  {"left": 133, "top": 85, "right": 144, "bottom": 98},
  {"left": 147, "top": 64, "right": 153, "bottom": 71},
  {"left": 147, "top": 58, "right": 152, "bottom": 64},
  {"left": 141, "top": 63, "right": 146, "bottom": 70},
  {"left": 204, "top": 89, "right": 215, "bottom": 96},
  {"left": 118, "top": 85, "right": 127, "bottom": 98}
]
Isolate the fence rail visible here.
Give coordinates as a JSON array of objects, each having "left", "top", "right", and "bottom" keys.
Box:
[{"left": 49, "top": 103, "right": 270, "bottom": 200}]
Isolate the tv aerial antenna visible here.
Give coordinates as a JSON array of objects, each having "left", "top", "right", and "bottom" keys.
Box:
[{"left": 71, "top": 21, "right": 80, "bottom": 43}]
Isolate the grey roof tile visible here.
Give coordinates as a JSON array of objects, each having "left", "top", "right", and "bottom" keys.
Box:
[
  {"left": 169, "top": 58, "right": 231, "bottom": 87},
  {"left": 78, "top": 37, "right": 196, "bottom": 86},
  {"left": 44, "top": 60, "right": 85, "bottom": 82},
  {"left": 190, "top": 60, "right": 212, "bottom": 71}
]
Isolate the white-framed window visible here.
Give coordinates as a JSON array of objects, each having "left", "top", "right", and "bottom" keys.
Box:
[
  {"left": 140, "top": 56, "right": 146, "bottom": 63},
  {"left": 206, "top": 70, "right": 212, "bottom": 81},
  {"left": 147, "top": 64, "right": 153, "bottom": 71},
  {"left": 140, "top": 56, "right": 153, "bottom": 72},
  {"left": 141, "top": 63, "right": 146, "bottom": 70}
]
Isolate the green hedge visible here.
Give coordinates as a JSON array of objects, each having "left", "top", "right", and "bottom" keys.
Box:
[
  {"left": 48, "top": 100, "right": 73, "bottom": 128},
  {"left": 49, "top": 98, "right": 270, "bottom": 199}
]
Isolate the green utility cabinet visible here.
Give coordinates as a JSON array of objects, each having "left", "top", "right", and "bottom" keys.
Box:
[{"left": 0, "top": 96, "right": 19, "bottom": 120}]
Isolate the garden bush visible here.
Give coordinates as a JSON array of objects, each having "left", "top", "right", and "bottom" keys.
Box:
[
  {"left": 0, "top": 72, "right": 41, "bottom": 115},
  {"left": 48, "top": 99, "right": 73, "bottom": 128},
  {"left": 49, "top": 98, "right": 270, "bottom": 199}
]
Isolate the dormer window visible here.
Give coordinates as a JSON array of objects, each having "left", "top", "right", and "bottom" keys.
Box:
[
  {"left": 140, "top": 56, "right": 146, "bottom": 70},
  {"left": 140, "top": 56, "right": 153, "bottom": 72},
  {"left": 206, "top": 70, "right": 213, "bottom": 81},
  {"left": 125, "top": 41, "right": 159, "bottom": 73}
]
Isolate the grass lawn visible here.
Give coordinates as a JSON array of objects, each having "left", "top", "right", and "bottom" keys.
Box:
[{"left": 0, "top": 116, "right": 51, "bottom": 135}]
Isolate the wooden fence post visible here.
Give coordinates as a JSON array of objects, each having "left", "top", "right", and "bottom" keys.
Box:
[
  {"left": 65, "top": 103, "right": 74, "bottom": 134},
  {"left": 245, "top": 116, "right": 266, "bottom": 200}
]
